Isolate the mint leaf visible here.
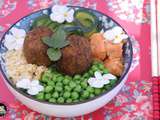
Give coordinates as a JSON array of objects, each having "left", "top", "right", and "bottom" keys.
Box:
[
  {"left": 42, "top": 26, "right": 70, "bottom": 49},
  {"left": 42, "top": 36, "right": 54, "bottom": 47},
  {"left": 47, "top": 48, "right": 62, "bottom": 61},
  {"left": 42, "top": 26, "right": 70, "bottom": 61},
  {"left": 51, "top": 26, "right": 70, "bottom": 48}
]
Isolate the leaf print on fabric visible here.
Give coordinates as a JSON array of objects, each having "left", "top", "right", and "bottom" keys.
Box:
[
  {"left": 121, "top": 85, "right": 130, "bottom": 91},
  {"left": 141, "top": 81, "right": 152, "bottom": 92},
  {"left": 133, "top": 89, "right": 140, "bottom": 98},
  {"left": 122, "top": 105, "right": 137, "bottom": 112},
  {"left": 115, "top": 95, "right": 128, "bottom": 106},
  {"left": 120, "top": 113, "right": 131, "bottom": 120}
]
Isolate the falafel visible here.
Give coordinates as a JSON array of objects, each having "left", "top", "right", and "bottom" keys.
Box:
[
  {"left": 57, "top": 34, "right": 93, "bottom": 76},
  {"left": 23, "top": 27, "right": 52, "bottom": 66}
]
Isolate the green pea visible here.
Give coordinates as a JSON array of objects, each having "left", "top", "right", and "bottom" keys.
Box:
[
  {"left": 73, "top": 100, "right": 79, "bottom": 103},
  {"left": 74, "top": 85, "right": 81, "bottom": 92},
  {"left": 69, "top": 81, "right": 76, "bottom": 88},
  {"left": 73, "top": 75, "right": 81, "bottom": 80},
  {"left": 86, "top": 86, "right": 94, "bottom": 93},
  {"left": 51, "top": 75, "right": 57, "bottom": 81},
  {"left": 63, "top": 78, "right": 70, "bottom": 85},
  {"left": 102, "top": 89, "right": 106, "bottom": 93},
  {"left": 55, "top": 86, "right": 63, "bottom": 92},
  {"left": 45, "top": 86, "right": 53, "bottom": 93},
  {"left": 47, "top": 81, "right": 55, "bottom": 86},
  {"left": 66, "top": 98, "right": 72, "bottom": 103},
  {"left": 93, "top": 60, "right": 99, "bottom": 65},
  {"left": 91, "top": 65, "right": 99, "bottom": 72},
  {"left": 105, "top": 84, "right": 112, "bottom": 90},
  {"left": 94, "top": 88, "right": 102, "bottom": 95},
  {"left": 56, "top": 82, "right": 63, "bottom": 86},
  {"left": 103, "top": 69, "right": 109, "bottom": 74},
  {"left": 59, "top": 92, "right": 63, "bottom": 97},
  {"left": 36, "top": 92, "right": 44, "bottom": 100},
  {"left": 90, "top": 93, "right": 95, "bottom": 98},
  {"left": 81, "top": 82, "right": 88, "bottom": 89},
  {"left": 76, "top": 80, "right": 81, "bottom": 84},
  {"left": 64, "top": 86, "right": 72, "bottom": 91},
  {"left": 98, "top": 64, "right": 105, "bottom": 70},
  {"left": 63, "top": 92, "right": 71, "bottom": 98},
  {"left": 80, "top": 98, "right": 84, "bottom": 101},
  {"left": 45, "top": 69, "right": 53, "bottom": 74},
  {"left": 45, "top": 93, "right": 51, "bottom": 100},
  {"left": 71, "top": 92, "right": 79, "bottom": 100},
  {"left": 57, "top": 76, "right": 64, "bottom": 82},
  {"left": 83, "top": 73, "right": 89, "bottom": 78},
  {"left": 65, "top": 75, "right": 72, "bottom": 80},
  {"left": 83, "top": 78, "right": 88, "bottom": 82},
  {"left": 49, "top": 98, "right": 56, "bottom": 103},
  {"left": 110, "top": 79, "right": 117, "bottom": 86},
  {"left": 52, "top": 92, "right": 59, "bottom": 98},
  {"left": 82, "top": 91, "right": 89, "bottom": 99},
  {"left": 57, "top": 97, "right": 64, "bottom": 103},
  {"left": 41, "top": 74, "right": 51, "bottom": 82},
  {"left": 80, "top": 76, "right": 85, "bottom": 81},
  {"left": 89, "top": 70, "right": 94, "bottom": 76}
]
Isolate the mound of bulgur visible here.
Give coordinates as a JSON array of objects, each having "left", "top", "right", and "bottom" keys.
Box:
[{"left": 4, "top": 49, "right": 47, "bottom": 84}]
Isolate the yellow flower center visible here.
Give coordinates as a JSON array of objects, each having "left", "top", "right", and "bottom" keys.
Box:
[
  {"left": 115, "top": 35, "right": 120, "bottom": 40},
  {"left": 64, "top": 12, "right": 68, "bottom": 17}
]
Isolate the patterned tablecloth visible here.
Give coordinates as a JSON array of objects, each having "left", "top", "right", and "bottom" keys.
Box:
[{"left": 0, "top": 0, "right": 152, "bottom": 120}]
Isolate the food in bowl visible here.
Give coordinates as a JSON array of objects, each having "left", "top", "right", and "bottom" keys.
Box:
[{"left": 0, "top": 5, "right": 132, "bottom": 116}]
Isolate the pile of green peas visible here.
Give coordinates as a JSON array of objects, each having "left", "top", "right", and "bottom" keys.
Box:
[{"left": 35, "top": 61, "right": 117, "bottom": 104}]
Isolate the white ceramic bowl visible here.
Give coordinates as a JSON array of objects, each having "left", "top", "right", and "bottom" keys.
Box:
[{"left": 0, "top": 6, "right": 133, "bottom": 117}]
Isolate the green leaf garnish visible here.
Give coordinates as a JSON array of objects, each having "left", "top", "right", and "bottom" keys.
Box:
[
  {"left": 42, "top": 36, "right": 55, "bottom": 47},
  {"left": 47, "top": 48, "right": 62, "bottom": 61},
  {"left": 42, "top": 26, "right": 70, "bottom": 61},
  {"left": 51, "top": 26, "right": 70, "bottom": 48},
  {"left": 42, "top": 26, "right": 70, "bottom": 48}
]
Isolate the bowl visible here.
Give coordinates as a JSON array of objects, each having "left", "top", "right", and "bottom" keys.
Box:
[{"left": 0, "top": 6, "right": 133, "bottom": 117}]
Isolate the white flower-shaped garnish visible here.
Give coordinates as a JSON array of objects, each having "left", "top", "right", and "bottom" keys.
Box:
[
  {"left": 50, "top": 5, "right": 74, "bottom": 23},
  {"left": 16, "top": 79, "right": 44, "bottom": 95},
  {"left": 16, "top": 78, "right": 31, "bottom": 89},
  {"left": 4, "top": 27, "right": 26, "bottom": 50},
  {"left": 88, "top": 71, "right": 116, "bottom": 88},
  {"left": 103, "top": 26, "right": 128, "bottom": 44}
]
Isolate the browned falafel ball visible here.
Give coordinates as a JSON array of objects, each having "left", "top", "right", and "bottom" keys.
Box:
[
  {"left": 57, "top": 34, "right": 93, "bottom": 76},
  {"left": 23, "top": 27, "right": 52, "bottom": 66}
]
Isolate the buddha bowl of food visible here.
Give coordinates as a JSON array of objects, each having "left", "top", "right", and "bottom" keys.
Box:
[{"left": 0, "top": 5, "right": 132, "bottom": 117}]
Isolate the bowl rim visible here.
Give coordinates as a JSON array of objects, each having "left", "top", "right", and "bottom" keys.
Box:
[{"left": 0, "top": 5, "right": 133, "bottom": 106}]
